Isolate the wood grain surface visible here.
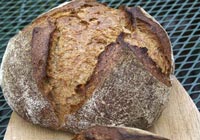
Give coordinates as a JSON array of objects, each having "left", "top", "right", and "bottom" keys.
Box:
[{"left": 4, "top": 76, "right": 200, "bottom": 140}]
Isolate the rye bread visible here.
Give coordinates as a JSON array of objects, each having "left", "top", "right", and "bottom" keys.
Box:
[{"left": 0, "top": 0, "right": 173, "bottom": 133}]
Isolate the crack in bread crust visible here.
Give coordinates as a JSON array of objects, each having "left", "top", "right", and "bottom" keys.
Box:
[
  {"left": 125, "top": 7, "right": 173, "bottom": 75},
  {"left": 64, "top": 41, "right": 170, "bottom": 133},
  {"left": 31, "top": 21, "right": 56, "bottom": 86},
  {"left": 117, "top": 33, "right": 171, "bottom": 86}
]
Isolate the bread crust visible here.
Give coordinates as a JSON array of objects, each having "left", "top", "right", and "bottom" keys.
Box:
[
  {"left": 0, "top": 27, "right": 59, "bottom": 129},
  {"left": 31, "top": 21, "right": 56, "bottom": 85},
  {"left": 0, "top": 0, "right": 173, "bottom": 133},
  {"left": 124, "top": 7, "right": 173, "bottom": 86},
  {"left": 64, "top": 38, "right": 169, "bottom": 133}
]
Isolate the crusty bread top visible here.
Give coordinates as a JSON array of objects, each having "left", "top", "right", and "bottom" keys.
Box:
[
  {"left": 125, "top": 7, "right": 173, "bottom": 86},
  {"left": 1, "top": 0, "right": 173, "bottom": 131},
  {"left": 64, "top": 39, "right": 170, "bottom": 133},
  {"left": 31, "top": 0, "right": 132, "bottom": 124},
  {"left": 29, "top": 0, "right": 172, "bottom": 122},
  {"left": 29, "top": 0, "right": 173, "bottom": 124}
]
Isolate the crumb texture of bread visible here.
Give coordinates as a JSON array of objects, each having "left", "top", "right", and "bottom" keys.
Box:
[
  {"left": 72, "top": 125, "right": 169, "bottom": 140},
  {"left": 1, "top": 0, "right": 173, "bottom": 132}
]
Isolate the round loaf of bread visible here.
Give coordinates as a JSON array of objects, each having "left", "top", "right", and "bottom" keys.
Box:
[{"left": 0, "top": 0, "right": 173, "bottom": 133}]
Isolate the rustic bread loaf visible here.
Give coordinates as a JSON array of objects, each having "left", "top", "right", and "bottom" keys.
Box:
[
  {"left": 72, "top": 125, "right": 169, "bottom": 140},
  {"left": 0, "top": 0, "right": 173, "bottom": 133}
]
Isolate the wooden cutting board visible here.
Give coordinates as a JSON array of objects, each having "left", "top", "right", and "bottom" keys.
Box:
[{"left": 4, "top": 76, "right": 200, "bottom": 140}]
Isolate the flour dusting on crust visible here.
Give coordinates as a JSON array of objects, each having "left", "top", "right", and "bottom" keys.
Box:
[
  {"left": 1, "top": 30, "right": 59, "bottom": 128},
  {"left": 0, "top": 0, "right": 172, "bottom": 133},
  {"left": 64, "top": 47, "right": 170, "bottom": 133}
]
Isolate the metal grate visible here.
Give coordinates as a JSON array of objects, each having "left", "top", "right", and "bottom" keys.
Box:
[{"left": 0, "top": 0, "right": 200, "bottom": 139}]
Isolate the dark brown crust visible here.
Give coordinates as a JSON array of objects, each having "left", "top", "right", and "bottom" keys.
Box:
[
  {"left": 67, "top": 5, "right": 172, "bottom": 99},
  {"left": 72, "top": 126, "right": 169, "bottom": 140},
  {"left": 31, "top": 21, "right": 55, "bottom": 85},
  {"left": 30, "top": 0, "right": 171, "bottom": 97},
  {"left": 117, "top": 33, "right": 171, "bottom": 86},
  {"left": 73, "top": 42, "right": 124, "bottom": 121},
  {"left": 22, "top": 0, "right": 100, "bottom": 32},
  {"left": 123, "top": 6, "right": 172, "bottom": 86},
  {"left": 76, "top": 29, "right": 171, "bottom": 105},
  {"left": 76, "top": 42, "right": 121, "bottom": 99},
  {"left": 129, "top": 45, "right": 171, "bottom": 86},
  {"left": 29, "top": 1, "right": 173, "bottom": 88},
  {"left": 125, "top": 7, "right": 172, "bottom": 66},
  {"left": 64, "top": 36, "right": 169, "bottom": 133},
  {"left": 57, "top": 3, "right": 173, "bottom": 129},
  {"left": 2, "top": 0, "right": 172, "bottom": 132}
]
